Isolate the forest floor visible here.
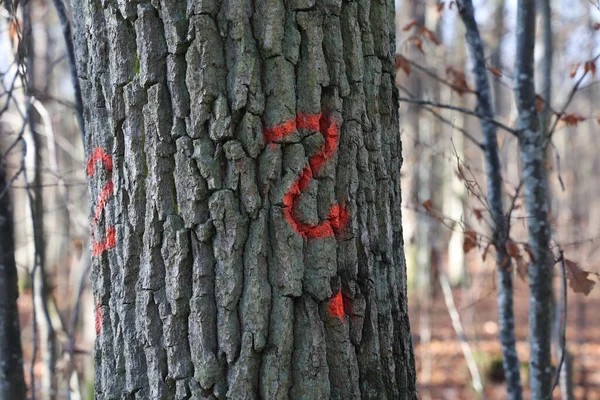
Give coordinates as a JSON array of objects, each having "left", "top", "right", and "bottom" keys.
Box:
[{"left": 409, "top": 262, "right": 600, "bottom": 400}]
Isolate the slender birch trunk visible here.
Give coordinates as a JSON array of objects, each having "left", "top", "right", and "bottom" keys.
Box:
[
  {"left": 457, "top": 1, "right": 523, "bottom": 399},
  {"left": 514, "top": 0, "right": 554, "bottom": 397}
]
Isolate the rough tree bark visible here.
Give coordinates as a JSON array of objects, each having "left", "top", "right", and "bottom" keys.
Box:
[
  {"left": 0, "top": 156, "right": 27, "bottom": 400},
  {"left": 514, "top": 0, "right": 554, "bottom": 397},
  {"left": 71, "top": 0, "right": 417, "bottom": 399},
  {"left": 456, "top": 1, "right": 523, "bottom": 399}
]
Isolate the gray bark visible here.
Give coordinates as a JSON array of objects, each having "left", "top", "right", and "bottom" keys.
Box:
[
  {"left": 0, "top": 157, "right": 27, "bottom": 400},
  {"left": 457, "top": 2, "right": 523, "bottom": 399},
  {"left": 514, "top": 0, "right": 554, "bottom": 397},
  {"left": 71, "top": 0, "right": 417, "bottom": 399}
]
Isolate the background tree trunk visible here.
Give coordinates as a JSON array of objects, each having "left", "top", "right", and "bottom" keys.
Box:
[
  {"left": 71, "top": 0, "right": 417, "bottom": 399},
  {"left": 514, "top": 0, "right": 554, "bottom": 397},
  {"left": 0, "top": 154, "right": 27, "bottom": 400}
]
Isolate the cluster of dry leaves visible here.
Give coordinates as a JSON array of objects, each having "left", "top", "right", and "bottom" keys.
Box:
[
  {"left": 396, "top": 15, "right": 600, "bottom": 127},
  {"left": 422, "top": 198, "right": 598, "bottom": 297}
]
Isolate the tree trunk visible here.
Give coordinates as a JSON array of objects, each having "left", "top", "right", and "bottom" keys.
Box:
[
  {"left": 0, "top": 155, "right": 28, "bottom": 400},
  {"left": 457, "top": 1, "right": 523, "bottom": 399},
  {"left": 71, "top": 1, "right": 417, "bottom": 399},
  {"left": 514, "top": 0, "right": 554, "bottom": 397}
]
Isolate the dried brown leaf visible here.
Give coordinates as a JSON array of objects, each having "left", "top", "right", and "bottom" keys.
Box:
[
  {"left": 437, "top": 2, "right": 445, "bottom": 12},
  {"left": 482, "top": 242, "right": 493, "bottom": 262},
  {"left": 463, "top": 230, "right": 477, "bottom": 254},
  {"left": 488, "top": 67, "right": 503, "bottom": 78},
  {"left": 473, "top": 208, "right": 484, "bottom": 222},
  {"left": 536, "top": 95, "right": 545, "bottom": 113},
  {"left": 403, "top": 19, "right": 419, "bottom": 31},
  {"left": 419, "top": 26, "right": 441, "bottom": 46},
  {"left": 422, "top": 200, "right": 434, "bottom": 213},
  {"left": 560, "top": 114, "right": 586, "bottom": 127},
  {"left": 565, "top": 259, "right": 595, "bottom": 296},
  {"left": 395, "top": 56, "right": 411, "bottom": 76},
  {"left": 570, "top": 63, "right": 581, "bottom": 78},
  {"left": 516, "top": 258, "right": 528, "bottom": 281},
  {"left": 411, "top": 36, "right": 425, "bottom": 54},
  {"left": 506, "top": 240, "right": 520, "bottom": 259}
]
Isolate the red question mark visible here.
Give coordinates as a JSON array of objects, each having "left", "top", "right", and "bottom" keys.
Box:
[
  {"left": 264, "top": 113, "right": 349, "bottom": 239},
  {"left": 87, "top": 147, "right": 116, "bottom": 256}
]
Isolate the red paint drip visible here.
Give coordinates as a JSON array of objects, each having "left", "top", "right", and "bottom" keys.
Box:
[
  {"left": 265, "top": 113, "right": 349, "bottom": 238},
  {"left": 87, "top": 147, "right": 116, "bottom": 256},
  {"left": 328, "top": 292, "right": 345, "bottom": 320},
  {"left": 95, "top": 303, "right": 102, "bottom": 336}
]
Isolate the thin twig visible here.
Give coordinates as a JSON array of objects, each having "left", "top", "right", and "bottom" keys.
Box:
[
  {"left": 397, "top": 96, "right": 517, "bottom": 136},
  {"left": 50, "top": 0, "right": 85, "bottom": 147},
  {"left": 546, "top": 250, "right": 568, "bottom": 400}
]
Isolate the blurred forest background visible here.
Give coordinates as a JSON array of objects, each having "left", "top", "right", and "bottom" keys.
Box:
[{"left": 0, "top": 0, "right": 599, "bottom": 399}]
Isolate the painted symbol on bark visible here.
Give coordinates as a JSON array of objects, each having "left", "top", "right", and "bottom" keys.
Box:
[
  {"left": 264, "top": 113, "right": 349, "bottom": 239},
  {"left": 87, "top": 147, "right": 116, "bottom": 256},
  {"left": 328, "top": 292, "right": 346, "bottom": 321}
]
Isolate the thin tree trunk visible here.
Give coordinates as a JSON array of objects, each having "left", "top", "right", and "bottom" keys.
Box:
[
  {"left": 23, "top": 3, "right": 57, "bottom": 397},
  {"left": 0, "top": 154, "right": 28, "bottom": 400},
  {"left": 71, "top": 0, "right": 417, "bottom": 399},
  {"left": 457, "top": 2, "right": 523, "bottom": 399},
  {"left": 514, "top": 0, "right": 554, "bottom": 397}
]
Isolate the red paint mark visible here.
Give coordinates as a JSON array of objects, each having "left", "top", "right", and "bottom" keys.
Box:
[
  {"left": 87, "top": 147, "right": 116, "bottom": 256},
  {"left": 328, "top": 292, "right": 345, "bottom": 320},
  {"left": 265, "top": 113, "right": 349, "bottom": 238},
  {"left": 95, "top": 303, "right": 102, "bottom": 336}
]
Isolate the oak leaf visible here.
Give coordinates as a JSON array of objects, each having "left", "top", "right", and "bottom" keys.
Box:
[{"left": 565, "top": 259, "right": 595, "bottom": 296}]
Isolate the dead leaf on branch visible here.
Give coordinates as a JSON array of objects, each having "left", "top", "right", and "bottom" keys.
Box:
[
  {"left": 516, "top": 258, "right": 528, "bottom": 281},
  {"left": 410, "top": 36, "right": 425, "bottom": 54},
  {"left": 473, "top": 208, "right": 485, "bottom": 222},
  {"left": 419, "top": 26, "right": 441, "bottom": 46},
  {"left": 570, "top": 63, "right": 581, "bottom": 78},
  {"left": 536, "top": 95, "right": 545, "bottom": 113},
  {"left": 560, "top": 114, "right": 586, "bottom": 127},
  {"left": 506, "top": 240, "right": 520, "bottom": 259},
  {"left": 594, "top": 23, "right": 600, "bottom": 31},
  {"left": 403, "top": 19, "right": 418, "bottom": 31},
  {"left": 446, "top": 66, "right": 472, "bottom": 96},
  {"left": 488, "top": 67, "right": 503, "bottom": 78},
  {"left": 482, "top": 242, "right": 493, "bottom": 262},
  {"left": 395, "top": 56, "right": 411, "bottom": 76},
  {"left": 437, "top": 2, "right": 445, "bottom": 12},
  {"left": 564, "top": 259, "right": 595, "bottom": 296},
  {"left": 584, "top": 60, "right": 597, "bottom": 76},
  {"left": 463, "top": 230, "right": 477, "bottom": 253},
  {"left": 422, "top": 200, "right": 434, "bottom": 213}
]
